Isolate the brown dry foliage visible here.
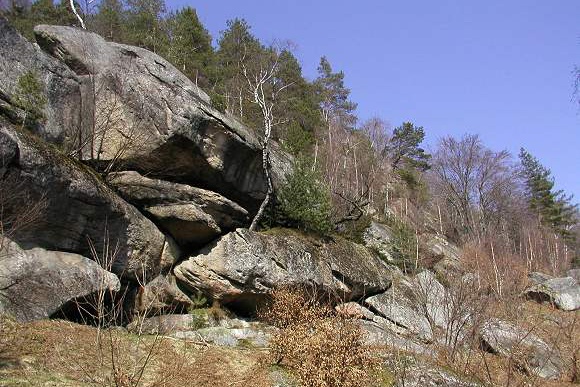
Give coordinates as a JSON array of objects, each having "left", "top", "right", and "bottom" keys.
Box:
[
  {"left": 430, "top": 298, "right": 580, "bottom": 387},
  {"left": 259, "top": 286, "right": 380, "bottom": 387}
]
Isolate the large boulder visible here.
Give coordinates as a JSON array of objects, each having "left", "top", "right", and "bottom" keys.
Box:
[
  {"left": 33, "top": 25, "right": 291, "bottom": 212},
  {"left": 0, "top": 17, "right": 82, "bottom": 144},
  {"left": 107, "top": 171, "right": 249, "bottom": 248},
  {"left": 523, "top": 276, "right": 580, "bottom": 311},
  {"left": 412, "top": 270, "right": 450, "bottom": 329},
  {"left": 0, "top": 123, "right": 177, "bottom": 280},
  {"left": 363, "top": 270, "right": 473, "bottom": 345},
  {"left": 479, "top": 319, "right": 562, "bottom": 379},
  {"left": 0, "top": 238, "right": 120, "bottom": 322},
  {"left": 527, "top": 272, "right": 553, "bottom": 286},
  {"left": 386, "top": 359, "right": 480, "bottom": 387},
  {"left": 360, "top": 320, "right": 435, "bottom": 356},
  {"left": 335, "top": 301, "right": 435, "bottom": 356},
  {"left": 364, "top": 287, "right": 433, "bottom": 342},
  {"left": 174, "top": 229, "right": 392, "bottom": 311}
]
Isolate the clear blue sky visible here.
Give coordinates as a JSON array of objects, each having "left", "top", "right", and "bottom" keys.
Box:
[{"left": 168, "top": 0, "right": 580, "bottom": 199}]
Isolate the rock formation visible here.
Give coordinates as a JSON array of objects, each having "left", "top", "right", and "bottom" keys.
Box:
[
  {"left": 0, "top": 122, "right": 176, "bottom": 280},
  {"left": 0, "top": 17, "right": 81, "bottom": 144},
  {"left": 0, "top": 238, "right": 120, "bottom": 321},
  {"left": 33, "top": 24, "right": 291, "bottom": 212},
  {"left": 174, "top": 229, "right": 392, "bottom": 310}
]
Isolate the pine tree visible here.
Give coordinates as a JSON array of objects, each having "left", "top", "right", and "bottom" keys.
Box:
[
  {"left": 387, "top": 122, "right": 431, "bottom": 171},
  {"left": 313, "top": 56, "right": 357, "bottom": 128},
  {"left": 91, "top": 0, "right": 124, "bottom": 42},
  {"left": 125, "top": 0, "right": 167, "bottom": 53},
  {"left": 164, "top": 7, "right": 213, "bottom": 88},
  {"left": 519, "top": 148, "right": 578, "bottom": 242},
  {"left": 278, "top": 156, "right": 333, "bottom": 235},
  {"left": 215, "top": 18, "right": 262, "bottom": 124},
  {"left": 4, "top": 0, "right": 78, "bottom": 40},
  {"left": 273, "top": 50, "right": 320, "bottom": 155}
]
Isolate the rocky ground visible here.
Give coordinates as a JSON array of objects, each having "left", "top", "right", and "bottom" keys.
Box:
[{"left": 1, "top": 17, "right": 579, "bottom": 387}]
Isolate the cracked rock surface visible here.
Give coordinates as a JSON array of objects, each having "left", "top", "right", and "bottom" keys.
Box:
[
  {"left": 107, "top": 171, "right": 249, "bottom": 248},
  {"left": 0, "top": 17, "right": 82, "bottom": 145},
  {"left": 174, "top": 228, "right": 392, "bottom": 309},
  {"left": 0, "top": 122, "right": 176, "bottom": 281},
  {"left": 33, "top": 25, "right": 291, "bottom": 212},
  {"left": 0, "top": 238, "right": 120, "bottom": 322}
]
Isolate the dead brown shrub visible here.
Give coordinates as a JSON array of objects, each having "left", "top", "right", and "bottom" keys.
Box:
[{"left": 260, "top": 286, "right": 380, "bottom": 387}]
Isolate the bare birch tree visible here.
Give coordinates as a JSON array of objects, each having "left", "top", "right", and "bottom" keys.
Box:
[{"left": 240, "top": 43, "right": 294, "bottom": 230}]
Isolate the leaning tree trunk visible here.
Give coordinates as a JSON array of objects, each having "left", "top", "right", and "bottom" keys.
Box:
[{"left": 250, "top": 128, "right": 273, "bottom": 231}]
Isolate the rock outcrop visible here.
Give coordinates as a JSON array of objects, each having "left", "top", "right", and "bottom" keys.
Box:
[
  {"left": 107, "top": 171, "right": 249, "bottom": 248},
  {"left": 479, "top": 318, "right": 562, "bottom": 379},
  {"left": 127, "top": 313, "right": 198, "bottom": 335},
  {"left": 524, "top": 275, "right": 580, "bottom": 311},
  {"left": 0, "top": 238, "right": 120, "bottom": 322},
  {"left": 423, "top": 234, "right": 463, "bottom": 278},
  {"left": 127, "top": 311, "right": 272, "bottom": 347},
  {"left": 364, "top": 285, "right": 434, "bottom": 342},
  {"left": 0, "top": 17, "right": 81, "bottom": 145},
  {"left": 174, "top": 229, "right": 392, "bottom": 310},
  {"left": 33, "top": 25, "right": 291, "bottom": 212},
  {"left": 362, "top": 221, "right": 394, "bottom": 262},
  {"left": 0, "top": 123, "right": 177, "bottom": 280},
  {"left": 173, "top": 325, "right": 272, "bottom": 347}
]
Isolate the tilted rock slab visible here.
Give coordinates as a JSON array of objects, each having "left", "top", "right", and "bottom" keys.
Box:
[
  {"left": 174, "top": 229, "right": 392, "bottom": 310},
  {"left": 364, "top": 270, "right": 474, "bottom": 344},
  {"left": 0, "top": 238, "right": 120, "bottom": 322},
  {"left": 33, "top": 25, "right": 292, "bottom": 212},
  {"left": 107, "top": 171, "right": 249, "bottom": 248},
  {"left": 364, "top": 286, "right": 434, "bottom": 342},
  {"left": 479, "top": 318, "right": 563, "bottom": 379},
  {"left": 0, "top": 123, "right": 178, "bottom": 280},
  {"left": 523, "top": 276, "right": 580, "bottom": 311},
  {"left": 0, "top": 17, "right": 82, "bottom": 144},
  {"left": 387, "top": 360, "right": 481, "bottom": 387}
]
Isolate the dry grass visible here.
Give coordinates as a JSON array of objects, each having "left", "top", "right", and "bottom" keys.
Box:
[{"left": 0, "top": 317, "right": 273, "bottom": 387}]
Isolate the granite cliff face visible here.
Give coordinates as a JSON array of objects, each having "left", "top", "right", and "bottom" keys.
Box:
[
  {"left": 33, "top": 24, "right": 291, "bottom": 212},
  {"left": 0, "top": 18, "right": 82, "bottom": 144},
  {"left": 0, "top": 18, "right": 297, "bottom": 320}
]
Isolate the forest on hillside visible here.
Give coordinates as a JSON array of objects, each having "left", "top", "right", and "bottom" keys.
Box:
[{"left": 2, "top": 0, "right": 579, "bottom": 285}]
